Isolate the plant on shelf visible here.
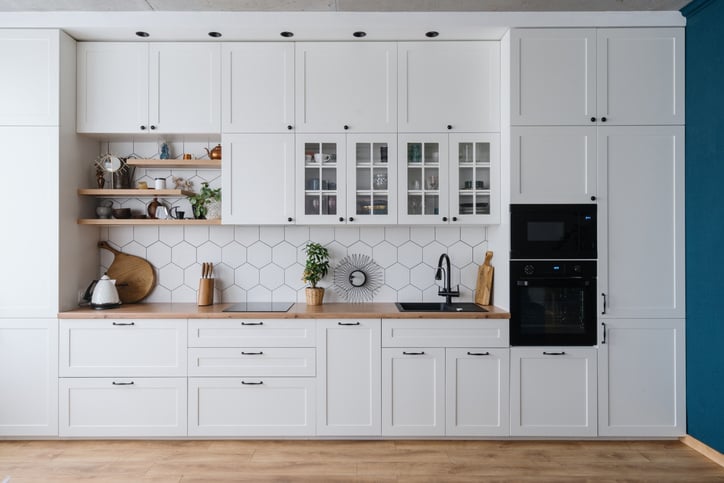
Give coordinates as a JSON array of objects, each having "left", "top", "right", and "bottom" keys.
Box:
[
  {"left": 187, "top": 182, "right": 221, "bottom": 219},
  {"left": 302, "top": 242, "right": 330, "bottom": 306}
]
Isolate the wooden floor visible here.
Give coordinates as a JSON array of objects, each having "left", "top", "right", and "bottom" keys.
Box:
[{"left": 1, "top": 440, "right": 723, "bottom": 482}]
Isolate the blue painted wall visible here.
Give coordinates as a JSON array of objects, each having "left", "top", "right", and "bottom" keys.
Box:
[{"left": 682, "top": 0, "right": 724, "bottom": 453}]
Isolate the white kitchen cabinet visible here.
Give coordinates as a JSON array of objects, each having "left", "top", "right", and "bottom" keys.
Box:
[
  {"left": 511, "top": 28, "right": 684, "bottom": 126},
  {"left": 511, "top": 126, "right": 597, "bottom": 204},
  {"left": 598, "top": 319, "right": 685, "bottom": 436},
  {"left": 296, "top": 134, "right": 347, "bottom": 224},
  {"left": 0, "top": 30, "right": 58, "bottom": 126},
  {"left": 317, "top": 319, "right": 381, "bottom": 436},
  {"left": 77, "top": 42, "right": 220, "bottom": 134},
  {"left": 59, "top": 377, "right": 187, "bottom": 437},
  {"left": 510, "top": 348, "right": 597, "bottom": 437},
  {"left": 188, "top": 319, "right": 316, "bottom": 347},
  {"left": 346, "top": 134, "right": 397, "bottom": 224},
  {"left": 398, "top": 42, "right": 500, "bottom": 133},
  {"left": 598, "top": 126, "right": 685, "bottom": 318},
  {"left": 382, "top": 319, "right": 509, "bottom": 348},
  {"left": 295, "top": 42, "right": 397, "bottom": 133},
  {"left": 449, "top": 133, "right": 500, "bottom": 224},
  {"left": 446, "top": 348, "right": 509, "bottom": 436},
  {"left": 382, "top": 347, "right": 445, "bottom": 436},
  {"left": 188, "top": 377, "right": 315, "bottom": 436},
  {"left": 397, "top": 133, "right": 449, "bottom": 224},
  {"left": 222, "top": 133, "right": 295, "bottom": 224},
  {"left": 59, "top": 319, "right": 187, "bottom": 377},
  {"left": 188, "top": 347, "right": 316, "bottom": 377},
  {"left": 0, "top": 319, "right": 58, "bottom": 436},
  {"left": 222, "top": 42, "right": 294, "bottom": 133}
]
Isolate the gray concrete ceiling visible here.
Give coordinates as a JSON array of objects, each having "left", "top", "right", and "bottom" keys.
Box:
[{"left": 0, "top": 0, "right": 694, "bottom": 12}]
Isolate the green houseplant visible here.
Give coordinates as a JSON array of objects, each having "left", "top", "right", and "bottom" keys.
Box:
[
  {"left": 187, "top": 182, "right": 221, "bottom": 219},
  {"left": 301, "top": 242, "right": 330, "bottom": 306}
]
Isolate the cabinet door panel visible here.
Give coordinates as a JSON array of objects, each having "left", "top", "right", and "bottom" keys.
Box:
[
  {"left": 188, "top": 347, "right": 315, "bottom": 377},
  {"left": 77, "top": 42, "right": 148, "bottom": 133},
  {"left": 597, "top": 28, "right": 684, "bottom": 125},
  {"left": 598, "top": 319, "right": 685, "bottom": 436},
  {"left": 382, "top": 319, "right": 509, "bottom": 348},
  {"left": 188, "top": 319, "right": 316, "bottom": 347},
  {"left": 296, "top": 134, "right": 347, "bottom": 224},
  {"left": 511, "top": 29, "right": 596, "bottom": 126},
  {"left": 223, "top": 42, "right": 294, "bottom": 133},
  {"left": 397, "top": 133, "right": 449, "bottom": 224},
  {"left": 222, "top": 133, "right": 295, "bottom": 224},
  {"left": 598, "top": 126, "right": 685, "bottom": 317},
  {"left": 449, "top": 133, "right": 500, "bottom": 224},
  {"left": 511, "top": 126, "right": 597, "bottom": 204},
  {"left": 346, "top": 134, "right": 397, "bottom": 224},
  {"left": 149, "top": 43, "right": 221, "bottom": 133}
]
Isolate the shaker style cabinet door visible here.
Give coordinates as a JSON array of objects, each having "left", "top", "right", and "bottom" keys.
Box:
[
  {"left": 398, "top": 41, "right": 500, "bottom": 133},
  {"left": 449, "top": 133, "right": 500, "bottom": 224},
  {"left": 222, "top": 133, "right": 295, "bottom": 224},
  {"left": 77, "top": 42, "right": 148, "bottom": 133},
  {"left": 222, "top": 42, "right": 294, "bottom": 133},
  {"left": 296, "top": 134, "right": 348, "bottom": 224},
  {"left": 295, "top": 42, "right": 397, "bottom": 133},
  {"left": 511, "top": 29, "right": 596, "bottom": 126},
  {"left": 346, "top": 134, "right": 398, "bottom": 224}
]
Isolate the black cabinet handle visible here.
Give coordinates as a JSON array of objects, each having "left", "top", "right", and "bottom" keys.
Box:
[
  {"left": 543, "top": 351, "right": 566, "bottom": 356},
  {"left": 447, "top": 124, "right": 452, "bottom": 130},
  {"left": 601, "top": 293, "right": 607, "bottom": 315},
  {"left": 348, "top": 217, "right": 354, "bottom": 222},
  {"left": 241, "top": 380, "right": 264, "bottom": 385},
  {"left": 590, "top": 117, "right": 596, "bottom": 122},
  {"left": 112, "top": 322, "right": 135, "bottom": 326},
  {"left": 403, "top": 351, "right": 425, "bottom": 355},
  {"left": 338, "top": 322, "right": 361, "bottom": 326},
  {"left": 112, "top": 381, "right": 135, "bottom": 386},
  {"left": 442, "top": 216, "right": 448, "bottom": 222},
  {"left": 343, "top": 125, "right": 349, "bottom": 130},
  {"left": 452, "top": 216, "right": 458, "bottom": 222},
  {"left": 591, "top": 196, "right": 597, "bottom": 201},
  {"left": 467, "top": 351, "right": 490, "bottom": 356},
  {"left": 287, "top": 217, "right": 293, "bottom": 222},
  {"left": 601, "top": 322, "right": 607, "bottom": 345},
  {"left": 150, "top": 125, "right": 156, "bottom": 130},
  {"left": 287, "top": 125, "right": 293, "bottom": 130},
  {"left": 241, "top": 351, "right": 264, "bottom": 355},
  {"left": 241, "top": 321, "right": 264, "bottom": 326},
  {"left": 601, "top": 117, "right": 607, "bottom": 122},
  {"left": 339, "top": 217, "right": 344, "bottom": 222},
  {"left": 140, "top": 125, "right": 147, "bottom": 130}
]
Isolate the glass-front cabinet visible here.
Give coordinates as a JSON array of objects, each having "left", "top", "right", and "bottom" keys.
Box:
[
  {"left": 449, "top": 133, "right": 499, "bottom": 224},
  {"left": 347, "top": 134, "right": 397, "bottom": 224},
  {"left": 397, "top": 134, "right": 449, "bottom": 224},
  {"left": 296, "top": 134, "right": 346, "bottom": 224}
]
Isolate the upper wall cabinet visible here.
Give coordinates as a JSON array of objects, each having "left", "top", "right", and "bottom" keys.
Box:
[
  {"left": 511, "top": 28, "right": 684, "bottom": 126},
  {"left": 77, "top": 42, "right": 221, "bottom": 134},
  {"left": 0, "top": 30, "right": 59, "bottom": 126},
  {"left": 223, "top": 43, "right": 294, "bottom": 133},
  {"left": 295, "top": 42, "right": 397, "bottom": 133},
  {"left": 398, "top": 42, "right": 500, "bottom": 133}
]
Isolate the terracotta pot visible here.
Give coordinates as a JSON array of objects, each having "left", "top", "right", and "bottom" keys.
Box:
[{"left": 305, "top": 287, "right": 325, "bottom": 306}]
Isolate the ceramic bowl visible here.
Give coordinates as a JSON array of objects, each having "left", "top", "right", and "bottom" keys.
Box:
[{"left": 112, "top": 208, "right": 132, "bottom": 219}]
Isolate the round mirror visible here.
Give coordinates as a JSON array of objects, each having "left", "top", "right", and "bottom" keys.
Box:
[{"left": 349, "top": 270, "right": 367, "bottom": 287}]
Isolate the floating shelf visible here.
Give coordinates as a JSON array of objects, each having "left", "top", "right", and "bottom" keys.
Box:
[
  {"left": 77, "top": 219, "right": 221, "bottom": 225},
  {"left": 78, "top": 188, "right": 195, "bottom": 197},
  {"left": 125, "top": 158, "right": 221, "bottom": 168}
]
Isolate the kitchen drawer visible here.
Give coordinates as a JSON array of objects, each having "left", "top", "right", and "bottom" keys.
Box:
[
  {"left": 59, "top": 377, "right": 187, "bottom": 437},
  {"left": 188, "top": 377, "right": 315, "bottom": 436},
  {"left": 188, "top": 347, "right": 316, "bottom": 377},
  {"left": 382, "top": 319, "right": 509, "bottom": 348},
  {"left": 59, "top": 319, "right": 187, "bottom": 377},
  {"left": 188, "top": 319, "right": 316, "bottom": 348}
]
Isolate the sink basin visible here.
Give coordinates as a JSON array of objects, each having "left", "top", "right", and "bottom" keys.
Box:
[{"left": 395, "top": 302, "right": 488, "bottom": 313}]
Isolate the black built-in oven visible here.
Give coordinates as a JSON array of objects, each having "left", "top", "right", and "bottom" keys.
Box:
[
  {"left": 510, "top": 204, "right": 597, "bottom": 260},
  {"left": 510, "top": 260, "right": 597, "bottom": 346}
]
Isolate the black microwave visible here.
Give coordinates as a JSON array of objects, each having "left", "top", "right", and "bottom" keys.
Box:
[{"left": 510, "top": 204, "right": 597, "bottom": 260}]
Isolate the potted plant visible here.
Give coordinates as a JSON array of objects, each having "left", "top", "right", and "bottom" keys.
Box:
[
  {"left": 301, "top": 242, "right": 330, "bottom": 306},
  {"left": 187, "top": 182, "right": 221, "bottom": 219}
]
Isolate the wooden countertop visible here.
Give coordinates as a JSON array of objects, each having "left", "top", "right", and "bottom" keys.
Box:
[{"left": 59, "top": 302, "right": 510, "bottom": 319}]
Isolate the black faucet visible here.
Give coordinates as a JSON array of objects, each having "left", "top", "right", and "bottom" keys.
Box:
[{"left": 436, "top": 253, "right": 460, "bottom": 305}]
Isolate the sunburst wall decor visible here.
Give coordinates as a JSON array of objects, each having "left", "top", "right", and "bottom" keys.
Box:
[{"left": 333, "top": 254, "right": 383, "bottom": 303}]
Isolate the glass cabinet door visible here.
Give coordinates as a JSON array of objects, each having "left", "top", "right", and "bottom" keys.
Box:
[
  {"left": 398, "top": 134, "right": 449, "bottom": 224},
  {"left": 449, "top": 133, "right": 500, "bottom": 223},
  {"left": 347, "top": 134, "right": 397, "bottom": 224},
  {"left": 296, "top": 134, "right": 346, "bottom": 224}
]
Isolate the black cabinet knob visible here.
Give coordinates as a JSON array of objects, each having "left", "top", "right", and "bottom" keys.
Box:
[
  {"left": 343, "top": 125, "right": 349, "bottom": 130},
  {"left": 348, "top": 217, "right": 354, "bottom": 222},
  {"left": 601, "top": 117, "right": 607, "bottom": 122},
  {"left": 590, "top": 196, "right": 597, "bottom": 201},
  {"left": 442, "top": 216, "right": 448, "bottom": 222},
  {"left": 140, "top": 125, "right": 146, "bottom": 130},
  {"left": 452, "top": 216, "right": 458, "bottom": 222},
  {"left": 339, "top": 217, "right": 344, "bottom": 222},
  {"left": 287, "top": 217, "right": 293, "bottom": 222},
  {"left": 150, "top": 125, "right": 156, "bottom": 130},
  {"left": 287, "top": 125, "right": 293, "bottom": 130},
  {"left": 446, "top": 125, "right": 452, "bottom": 130},
  {"left": 590, "top": 117, "right": 596, "bottom": 122}
]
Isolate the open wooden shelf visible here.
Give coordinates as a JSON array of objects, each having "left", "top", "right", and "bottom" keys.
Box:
[
  {"left": 125, "top": 158, "right": 221, "bottom": 168},
  {"left": 78, "top": 188, "right": 195, "bottom": 197},
  {"left": 77, "top": 218, "right": 221, "bottom": 225}
]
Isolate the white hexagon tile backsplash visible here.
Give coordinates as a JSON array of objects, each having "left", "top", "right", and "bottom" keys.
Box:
[{"left": 99, "top": 225, "right": 488, "bottom": 304}]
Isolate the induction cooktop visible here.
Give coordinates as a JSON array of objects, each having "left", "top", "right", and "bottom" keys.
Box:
[{"left": 223, "top": 302, "right": 294, "bottom": 312}]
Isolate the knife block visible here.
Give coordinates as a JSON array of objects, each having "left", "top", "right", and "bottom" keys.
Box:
[{"left": 197, "top": 278, "right": 214, "bottom": 306}]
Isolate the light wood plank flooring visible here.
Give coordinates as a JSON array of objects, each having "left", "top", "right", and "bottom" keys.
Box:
[{"left": 1, "top": 440, "right": 723, "bottom": 482}]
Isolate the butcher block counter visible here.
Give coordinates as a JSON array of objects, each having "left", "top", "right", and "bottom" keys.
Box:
[{"left": 59, "top": 302, "right": 510, "bottom": 319}]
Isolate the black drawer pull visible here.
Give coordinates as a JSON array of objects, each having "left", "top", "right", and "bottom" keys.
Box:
[
  {"left": 241, "top": 380, "right": 264, "bottom": 385},
  {"left": 241, "top": 322, "right": 264, "bottom": 326},
  {"left": 467, "top": 351, "right": 490, "bottom": 356},
  {"left": 112, "top": 322, "right": 135, "bottom": 326},
  {"left": 112, "top": 381, "right": 135, "bottom": 386},
  {"left": 338, "top": 322, "right": 361, "bottom": 326},
  {"left": 241, "top": 351, "right": 264, "bottom": 355},
  {"left": 543, "top": 351, "right": 566, "bottom": 356},
  {"left": 403, "top": 351, "right": 425, "bottom": 355}
]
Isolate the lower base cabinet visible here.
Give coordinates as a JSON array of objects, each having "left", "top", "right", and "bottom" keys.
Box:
[
  {"left": 511, "top": 348, "right": 597, "bottom": 437},
  {"left": 188, "top": 377, "right": 316, "bottom": 436},
  {"left": 59, "top": 377, "right": 187, "bottom": 437}
]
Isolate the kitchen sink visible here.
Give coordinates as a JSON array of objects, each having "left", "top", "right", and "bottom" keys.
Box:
[{"left": 395, "top": 302, "right": 488, "bottom": 313}]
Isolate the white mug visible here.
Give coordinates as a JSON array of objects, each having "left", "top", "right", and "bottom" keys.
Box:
[
  {"left": 154, "top": 178, "right": 166, "bottom": 190},
  {"left": 314, "top": 153, "right": 331, "bottom": 163}
]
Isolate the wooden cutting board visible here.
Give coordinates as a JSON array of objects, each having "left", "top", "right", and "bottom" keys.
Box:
[
  {"left": 98, "top": 241, "right": 156, "bottom": 304},
  {"left": 474, "top": 251, "right": 494, "bottom": 306}
]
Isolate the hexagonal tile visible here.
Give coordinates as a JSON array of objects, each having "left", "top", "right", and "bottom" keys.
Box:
[
  {"left": 435, "top": 225, "right": 461, "bottom": 246},
  {"left": 397, "top": 241, "right": 423, "bottom": 269},
  {"left": 375, "top": 285, "right": 397, "bottom": 303},
  {"left": 472, "top": 242, "right": 490, "bottom": 265},
  {"left": 384, "top": 226, "right": 410, "bottom": 246},
  {"left": 235, "top": 225, "right": 259, "bottom": 246},
  {"left": 422, "top": 241, "right": 446, "bottom": 267},
  {"left": 373, "top": 241, "right": 397, "bottom": 268},
  {"left": 309, "top": 226, "right": 335, "bottom": 245},
  {"left": 284, "top": 264, "right": 305, "bottom": 290},
  {"left": 133, "top": 226, "right": 159, "bottom": 247},
  {"left": 171, "top": 285, "right": 195, "bottom": 303},
  {"left": 422, "top": 285, "right": 441, "bottom": 302},
  {"left": 184, "top": 225, "right": 209, "bottom": 246},
  {"left": 171, "top": 242, "right": 196, "bottom": 268},
  {"left": 359, "top": 226, "right": 385, "bottom": 246},
  {"left": 385, "top": 263, "right": 409, "bottom": 290},
  {"left": 259, "top": 264, "right": 284, "bottom": 290},
  {"left": 221, "top": 285, "right": 245, "bottom": 304},
  {"left": 460, "top": 263, "right": 480, "bottom": 292},
  {"left": 222, "top": 242, "right": 246, "bottom": 268},
  {"left": 247, "top": 285, "right": 272, "bottom": 302},
  {"left": 212, "top": 263, "right": 234, "bottom": 291},
  {"left": 197, "top": 241, "right": 222, "bottom": 264},
  {"left": 461, "top": 225, "right": 486, "bottom": 246},
  {"left": 334, "top": 226, "right": 359, "bottom": 246},
  {"left": 396, "top": 284, "right": 422, "bottom": 302},
  {"left": 410, "top": 226, "right": 435, "bottom": 247},
  {"left": 209, "top": 225, "right": 235, "bottom": 247},
  {"left": 272, "top": 242, "right": 297, "bottom": 269},
  {"left": 235, "top": 264, "right": 260, "bottom": 290},
  {"left": 272, "top": 285, "right": 297, "bottom": 303},
  {"left": 107, "top": 226, "right": 133, "bottom": 247},
  {"left": 284, "top": 226, "right": 310, "bottom": 247},
  {"left": 145, "top": 285, "right": 171, "bottom": 303},
  {"left": 159, "top": 264, "right": 184, "bottom": 290},
  {"left": 122, "top": 241, "right": 146, "bottom": 258},
  {"left": 259, "top": 226, "right": 285, "bottom": 247},
  {"left": 325, "top": 241, "right": 347, "bottom": 261},
  {"left": 448, "top": 241, "right": 473, "bottom": 268},
  {"left": 347, "top": 241, "right": 373, "bottom": 258},
  {"left": 247, "top": 241, "right": 272, "bottom": 268},
  {"left": 146, "top": 241, "right": 172, "bottom": 268},
  {"left": 158, "top": 225, "right": 185, "bottom": 247},
  {"left": 410, "top": 263, "right": 435, "bottom": 290},
  {"left": 183, "top": 264, "right": 203, "bottom": 288}
]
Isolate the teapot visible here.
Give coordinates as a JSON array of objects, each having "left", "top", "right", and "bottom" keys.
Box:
[
  {"left": 84, "top": 274, "right": 121, "bottom": 309},
  {"left": 204, "top": 144, "right": 222, "bottom": 160}
]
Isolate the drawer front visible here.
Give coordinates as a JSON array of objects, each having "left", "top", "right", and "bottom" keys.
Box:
[
  {"left": 188, "top": 377, "right": 315, "bottom": 436},
  {"left": 382, "top": 319, "right": 509, "bottom": 348},
  {"left": 188, "top": 347, "right": 316, "bottom": 377},
  {"left": 188, "top": 319, "right": 316, "bottom": 347},
  {"left": 59, "top": 377, "right": 187, "bottom": 437},
  {"left": 60, "top": 319, "right": 187, "bottom": 377}
]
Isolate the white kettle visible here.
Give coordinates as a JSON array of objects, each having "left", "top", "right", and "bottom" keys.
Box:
[{"left": 88, "top": 274, "right": 121, "bottom": 309}]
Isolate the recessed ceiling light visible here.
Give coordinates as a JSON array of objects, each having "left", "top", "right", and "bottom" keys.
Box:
[
  {"left": 425, "top": 31, "right": 439, "bottom": 38},
  {"left": 208, "top": 32, "right": 222, "bottom": 38},
  {"left": 353, "top": 31, "right": 367, "bottom": 38},
  {"left": 280, "top": 31, "right": 294, "bottom": 38},
  {"left": 135, "top": 31, "right": 149, "bottom": 38}
]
